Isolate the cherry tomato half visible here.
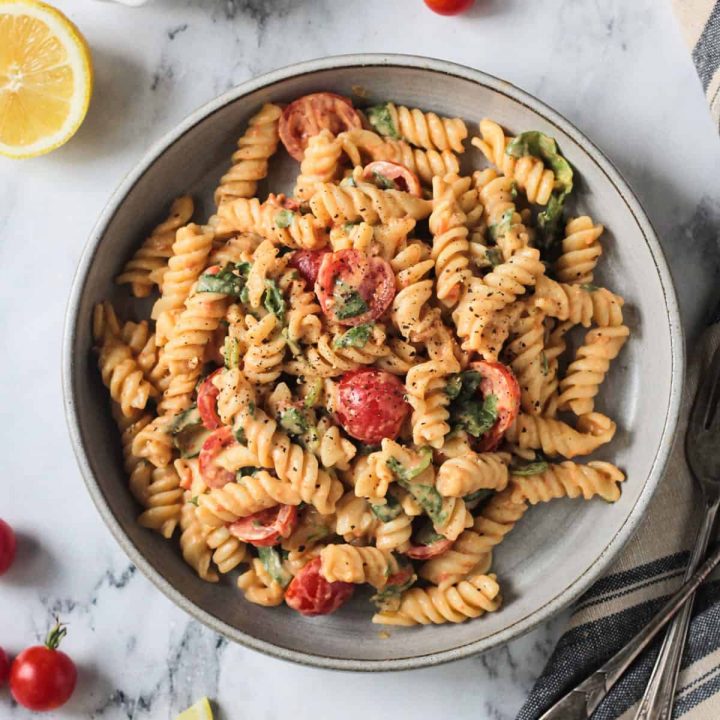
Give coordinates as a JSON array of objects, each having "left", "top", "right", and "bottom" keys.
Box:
[
  {"left": 363, "top": 161, "right": 422, "bottom": 197},
  {"left": 229, "top": 505, "right": 298, "bottom": 547},
  {"left": 10, "top": 623, "right": 77, "bottom": 712},
  {"left": 0, "top": 647, "right": 9, "bottom": 687},
  {"left": 315, "top": 249, "right": 395, "bottom": 327},
  {"left": 335, "top": 368, "right": 410, "bottom": 445},
  {"left": 199, "top": 427, "right": 236, "bottom": 489},
  {"left": 197, "top": 369, "right": 223, "bottom": 430},
  {"left": 285, "top": 557, "right": 355, "bottom": 616},
  {"left": 0, "top": 518, "right": 16, "bottom": 575},
  {"left": 290, "top": 249, "right": 329, "bottom": 287},
  {"left": 424, "top": 0, "right": 475, "bottom": 15},
  {"left": 406, "top": 538, "right": 453, "bottom": 560},
  {"left": 469, "top": 360, "right": 521, "bottom": 451},
  {"left": 279, "top": 92, "right": 362, "bottom": 161}
]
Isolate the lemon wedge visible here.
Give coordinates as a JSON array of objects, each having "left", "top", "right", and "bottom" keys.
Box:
[
  {"left": 0, "top": 0, "right": 93, "bottom": 158},
  {"left": 175, "top": 697, "right": 214, "bottom": 720}
]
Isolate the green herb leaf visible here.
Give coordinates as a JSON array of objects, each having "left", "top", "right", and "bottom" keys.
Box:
[
  {"left": 333, "top": 279, "right": 369, "bottom": 320},
  {"left": 455, "top": 393, "right": 498, "bottom": 438},
  {"left": 237, "top": 467, "right": 257, "bottom": 478},
  {"left": 279, "top": 407, "right": 309, "bottom": 436},
  {"left": 486, "top": 247, "right": 504, "bottom": 267},
  {"left": 372, "top": 171, "right": 397, "bottom": 190},
  {"left": 234, "top": 426, "right": 246, "bottom": 444},
  {"left": 385, "top": 448, "right": 446, "bottom": 525},
  {"left": 275, "top": 209, "right": 294, "bottom": 229},
  {"left": 224, "top": 336, "right": 240, "bottom": 369},
  {"left": 334, "top": 323, "right": 373, "bottom": 349},
  {"left": 196, "top": 262, "right": 251, "bottom": 297},
  {"left": 445, "top": 371, "right": 482, "bottom": 401},
  {"left": 540, "top": 351, "right": 549, "bottom": 377},
  {"left": 511, "top": 459, "right": 549, "bottom": 476},
  {"left": 581, "top": 283, "right": 600, "bottom": 292},
  {"left": 366, "top": 103, "right": 399, "bottom": 139},
  {"left": 188, "top": 496, "right": 199, "bottom": 507},
  {"left": 263, "top": 279, "right": 286, "bottom": 322},
  {"left": 537, "top": 192, "right": 566, "bottom": 249},
  {"left": 303, "top": 377, "right": 323, "bottom": 408},
  {"left": 370, "top": 494, "right": 403, "bottom": 522},
  {"left": 257, "top": 547, "right": 293, "bottom": 588},
  {"left": 343, "top": 221, "right": 361, "bottom": 233},
  {"left": 464, "top": 488, "right": 494, "bottom": 505},
  {"left": 413, "top": 522, "right": 445, "bottom": 547},
  {"left": 385, "top": 446, "right": 433, "bottom": 483},
  {"left": 488, "top": 209, "right": 514, "bottom": 241}
]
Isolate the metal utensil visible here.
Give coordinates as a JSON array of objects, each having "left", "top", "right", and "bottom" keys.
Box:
[
  {"left": 539, "top": 344, "right": 720, "bottom": 720},
  {"left": 634, "top": 344, "right": 720, "bottom": 719}
]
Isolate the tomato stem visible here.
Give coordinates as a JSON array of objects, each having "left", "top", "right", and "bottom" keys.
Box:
[{"left": 45, "top": 619, "right": 68, "bottom": 650}]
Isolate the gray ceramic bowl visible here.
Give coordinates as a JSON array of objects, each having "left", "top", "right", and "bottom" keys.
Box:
[{"left": 63, "top": 55, "right": 684, "bottom": 670}]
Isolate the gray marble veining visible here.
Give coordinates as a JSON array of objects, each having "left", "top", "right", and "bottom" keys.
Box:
[{"left": 1, "top": 0, "right": 719, "bottom": 718}]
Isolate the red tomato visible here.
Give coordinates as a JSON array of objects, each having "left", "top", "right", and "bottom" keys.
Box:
[
  {"left": 285, "top": 557, "right": 354, "bottom": 616},
  {"left": 10, "top": 623, "right": 77, "bottom": 712},
  {"left": 229, "top": 505, "right": 298, "bottom": 547},
  {"left": 469, "top": 360, "right": 521, "bottom": 451},
  {"left": 335, "top": 369, "right": 410, "bottom": 444},
  {"left": 199, "top": 427, "right": 236, "bottom": 488},
  {"left": 290, "top": 249, "right": 328, "bottom": 287},
  {"left": 424, "top": 0, "right": 475, "bottom": 15},
  {"left": 315, "top": 249, "right": 395, "bottom": 327},
  {"left": 406, "top": 538, "right": 453, "bottom": 560},
  {"left": 279, "top": 92, "right": 362, "bottom": 161},
  {"left": 0, "top": 518, "right": 16, "bottom": 575},
  {"left": 0, "top": 647, "right": 9, "bottom": 687},
  {"left": 363, "top": 161, "right": 422, "bottom": 197},
  {"left": 197, "top": 369, "right": 223, "bottom": 430}
]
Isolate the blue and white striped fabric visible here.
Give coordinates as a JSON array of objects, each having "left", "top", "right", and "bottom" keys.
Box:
[
  {"left": 673, "top": 0, "right": 720, "bottom": 130},
  {"left": 519, "top": 327, "right": 720, "bottom": 719},
  {"left": 518, "top": 325, "right": 720, "bottom": 720}
]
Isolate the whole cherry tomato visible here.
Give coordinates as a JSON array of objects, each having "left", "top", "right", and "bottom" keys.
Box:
[
  {"left": 10, "top": 622, "right": 77, "bottom": 712},
  {"left": 285, "top": 557, "right": 354, "bottom": 616},
  {"left": 0, "top": 518, "right": 16, "bottom": 575},
  {"left": 229, "top": 505, "right": 298, "bottom": 547},
  {"left": 424, "top": 0, "right": 475, "bottom": 15},
  {"left": 335, "top": 368, "right": 410, "bottom": 445}
]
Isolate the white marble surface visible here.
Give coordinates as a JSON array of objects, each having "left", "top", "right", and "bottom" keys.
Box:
[{"left": 1, "top": 0, "right": 719, "bottom": 718}]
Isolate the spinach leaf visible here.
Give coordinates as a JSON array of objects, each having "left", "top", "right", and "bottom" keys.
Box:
[
  {"left": 370, "top": 494, "right": 402, "bottom": 522},
  {"left": 511, "top": 454, "right": 550, "bottom": 476},
  {"left": 372, "top": 172, "right": 397, "bottom": 190},
  {"left": 537, "top": 192, "right": 566, "bottom": 249},
  {"left": 274, "top": 209, "right": 294, "bottom": 229},
  {"left": 488, "top": 209, "right": 514, "bottom": 241},
  {"left": 263, "top": 279, "right": 286, "bottom": 322},
  {"left": 333, "top": 279, "right": 369, "bottom": 320},
  {"left": 464, "top": 488, "right": 494, "bottom": 505},
  {"left": 281, "top": 327, "right": 301, "bottom": 356},
  {"left": 303, "top": 377, "right": 323, "bottom": 408},
  {"left": 445, "top": 371, "right": 482, "bottom": 401},
  {"left": 196, "top": 262, "right": 251, "bottom": 297},
  {"left": 454, "top": 394, "right": 498, "bottom": 438},
  {"left": 366, "top": 103, "right": 400, "bottom": 139},
  {"left": 486, "top": 247, "right": 504, "bottom": 267},
  {"left": 279, "top": 407, "right": 308, "bottom": 436},
  {"left": 334, "top": 323, "right": 373, "bottom": 349},
  {"left": 385, "top": 446, "right": 433, "bottom": 483},
  {"left": 257, "top": 547, "right": 293, "bottom": 588},
  {"left": 413, "top": 522, "right": 445, "bottom": 547}
]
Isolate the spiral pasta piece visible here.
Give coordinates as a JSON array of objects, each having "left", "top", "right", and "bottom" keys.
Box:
[
  {"left": 320, "top": 544, "right": 398, "bottom": 589},
  {"left": 179, "top": 498, "right": 218, "bottom": 583},
  {"left": 375, "top": 338, "right": 419, "bottom": 375},
  {"left": 309, "top": 182, "right": 432, "bottom": 226},
  {"left": 294, "top": 129, "right": 343, "bottom": 200},
  {"left": 390, "top": 241, "right": 436, "bottom": 340},
  {"left": 116, "top": 196, "right": 194, "bottom": 297},
  {"left": 314, "top": 416, "right": 357, "bottom": 470},
  {"left": 453, "top": 247, "right": 544, "bottom": 355},
  {"left": 243, "top": 314, "right": 287, "bottom": 384},
  {"left": 509, "top": 460, "right": 625, "bottom": 504},
  {"left": 214, "top": 103, "right": 282, "bottom": 207},
  {"left": 436, "top": 452, "right": 509, "bottom": 497},
  {"left": 472, "top": 119, "right": 555, "bottom": 205},
  {"left": 334, "top": 492, "right": 376, "bottom": 541},
  {"left": 506, "top": 308, "right": 547, "bottom": 414},
  {"left": 282, "top": 506, "right": 334, "bottom": 553},
  {"left": 533, "top": 276, "right": 624, "bottom": 327},
  {"left": 505, "top": 412, "right": 616, "bottom": 458},
  {"left": 215, "top": 196, "right": 328, "bottom": 249},
  {"left": 237, "top": 558, "right": 285, "bottom": 606},
  {"left": 197, "top": 469, "right": 300, "bottom": 527},
  {"left": 555, "top": 216, "right": 604, "bottom": 285},
  {"left": 375, "top": 512, "right": 413, "bottom": 553},
  {"left": 133, "top": 466, "right": 184, "bottom": 538},
  {"left": 151, "top": 223, "right": 215, "bottom": 320},
  {"left": 557, "top": 325, "right": 629, "bottom": 415},
  {"left": 205, "top": 525, "right": 247, "bottom": 574},
  {"left": 377, "top": 102, "right": 468, "bottom": 153},
  {"left": 131, "top": 414, "right": 174, "bottom": 468},
  {"left": 429, "top": 175, "right": 471, "bottom": 307},
  {"left": 373, "top": 571, "right": 501, "bottom": 626},
  {"left": 217, "top": 408, "right": 343, "bottom": 515}
]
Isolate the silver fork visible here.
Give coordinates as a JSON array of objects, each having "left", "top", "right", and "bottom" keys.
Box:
[
  {"left": 539, "top": 343, "right": 720, "bottom": 720},
  {"left": 634, "top": 343, "right": 720, "bottom": 719}
]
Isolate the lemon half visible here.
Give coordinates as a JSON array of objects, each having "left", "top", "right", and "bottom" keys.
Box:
[
  {"left": 0, "top": 0, "right": 93, "bottom": 158},
  {"left": 175, "top": 697, "right": 214, "bottom": 720}
]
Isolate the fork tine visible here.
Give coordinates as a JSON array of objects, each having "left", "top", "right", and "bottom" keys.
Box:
[{"left": 691, "top": 344, "right": 720, "bottom": 431}]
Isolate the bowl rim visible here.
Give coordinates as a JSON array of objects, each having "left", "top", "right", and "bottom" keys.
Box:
[{"left": 62, "top": 53, "right": 685, "bottom": 671}]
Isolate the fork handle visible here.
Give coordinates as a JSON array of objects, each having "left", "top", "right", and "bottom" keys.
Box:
[{"left": 633, "top": 499, "right": 720, "bottom": 720}]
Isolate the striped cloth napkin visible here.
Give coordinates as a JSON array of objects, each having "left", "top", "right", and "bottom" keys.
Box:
[
  {"left": 673, "top": 0, "right": 720, "bottom": 129},
  {"left": 519, "top": 322, "right": 720, "bottom": 719}
]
